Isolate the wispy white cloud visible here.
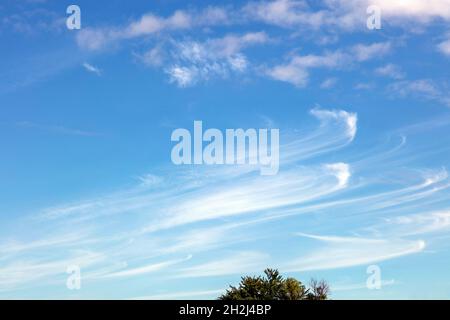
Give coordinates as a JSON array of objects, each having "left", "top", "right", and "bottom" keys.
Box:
[
  {"left": 103, "top": 255, "right": 192, "bottom": 278},
  {"left": 332, "top": 279, "right": 395, "bottom": 292},
  {"left": 375, "top": 63, "right": 405, "bottom": 79},
  {"left": 266, "top": 62, "right": 309, "bottom": 87},
  {"left": 244, "top": 0, "right": 327, "bottom": 29},
  {"left": 352, "top": 42, "right": 392, "bottom": 62},
  {"left": 136, "top": 45, "right": 165, "bottom": 67},
  {"left": 136, "top": 174, "right": 164, "bottom": 187},
  {"left": 325, "top": 163, "right": 351, "bottom": 187},
  {"left": 0, "top": 250, "right": 105, "bottom": 290},
  {"left": 266, "top": 42, "right": 391, "bottom": 87},
  {"left": 143, "top": 164, "right": 351, "bottom": 232},
  {"left": 384, "top": 210, "right": 450, "bottom": 236},
  {"left": 134, "top": 31, "right": 269, "bottom": 87},
  {"left": 163, "top": 32, "right": 268, "bottom": 87},
  {"left": 309, "top": 108, "right": 357, "bottom": 141},
  {"left": 76, "top": 7, "right": 230, "bottom": 51},
  {"left": 354, "top": 0, "right": 450, "bottom": 22},
  {"left": 82, "top": 62, "right": 102, "bottom": 76},
  {"left": 287, "top": 233, "right": 425, "bottom": 271},
  {"left": 438, "top": 38, "right": 450, "bottom": 57},
  {"left": 177, "top": 251, "right": 268, "bottom": 278},
  {"left": 320, "top": 77, "right": 338, "bottom": 89},
  {"left": 244, "top": 0, "right": 450, "bottom": 31},
  {"left": 354, "top": 82, "right": 375, "bottom": 90},
  {"left": 388, "top": 79, "right": 450, "bottom": 107},
  {"left": 266, "top": 50, "right": 345, "bottom": 87},
  {"left": 77, "top": 11, "right": 189, "bottom": 51}
]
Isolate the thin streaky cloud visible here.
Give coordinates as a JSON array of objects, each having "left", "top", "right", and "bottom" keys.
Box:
[
  {"left": 102, "top": 255, "right": 192, "bottom": 278},
  {"left": 176, "top": 251, "right": 269, "bottom": 278},
  {"left": 82, "top": 62, "right": 102, "bottom": 76},
  {"left": 286, "top": 234, "right": 425, "bottom": 272}
]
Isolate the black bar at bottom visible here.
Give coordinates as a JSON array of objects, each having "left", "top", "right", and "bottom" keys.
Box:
[{"left": 1, "top": 300, "right": 448, "bottom": 319}]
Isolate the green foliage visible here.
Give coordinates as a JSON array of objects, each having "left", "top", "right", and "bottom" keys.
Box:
[{"left": 219, "top": 268, "right": 329, "bottom": 300}]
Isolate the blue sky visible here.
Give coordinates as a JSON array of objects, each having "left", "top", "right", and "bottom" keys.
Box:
[{"left": 1, "top": 0, "right": 450, "bottom": 299}]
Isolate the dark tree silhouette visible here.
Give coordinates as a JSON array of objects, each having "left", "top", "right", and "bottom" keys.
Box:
[
  {"left": 307, "top": 278, "right": 330, "bottom": 300},
  {"left": 219, "top": 268, "right": 329, "bottom": 300}
]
